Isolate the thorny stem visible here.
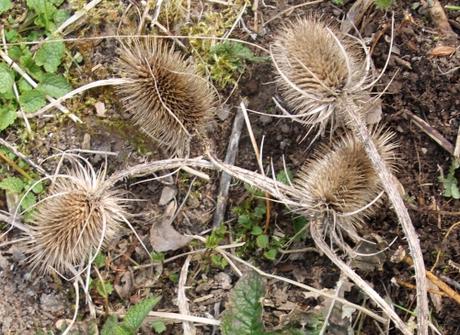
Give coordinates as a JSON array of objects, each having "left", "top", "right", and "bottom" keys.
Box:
[
  {"left": 343, "top": 100, "right": 429, "bottom": 335},
  {"left": 310, "top": 219, "right": 411, "bottom": 335}
]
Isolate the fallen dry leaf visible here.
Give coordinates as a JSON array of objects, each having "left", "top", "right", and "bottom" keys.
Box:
[
  {"left": 149, "top": 201, "right": 192, "bottom": 252},
  {"left": 428, "top": 45, "right": 456, "bottom": 58}
]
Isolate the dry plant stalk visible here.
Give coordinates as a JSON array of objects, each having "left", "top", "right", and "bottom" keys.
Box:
[
  {"left": 272, "top": 17, "right": 429, "bottom": 334},
  {"left": 116, "top": 37, "right": 215, "bottom": 154}
]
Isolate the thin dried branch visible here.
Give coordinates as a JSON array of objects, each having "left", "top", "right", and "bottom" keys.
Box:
[{"left": 178, "top": 255, "right": 196, "bottom": 335}]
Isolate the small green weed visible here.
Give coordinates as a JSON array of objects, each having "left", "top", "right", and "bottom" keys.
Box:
[
  {"left": 0, "top": 0, "right": 72, "bottom": 132},
  {"left": 101, "top": 296, "right": 161, "bottom": 335},
  {"left": 221, "top": 272, "right": 323, "bottom": 335},
  {"left": 332, "top": 0, "right": 393, "bottom": 10},
  {"left": 0, "top": 148, "right": 45, "bottom": 220},
  {"left": 439, "top": 159, "right": 460, "bottom": 199}
]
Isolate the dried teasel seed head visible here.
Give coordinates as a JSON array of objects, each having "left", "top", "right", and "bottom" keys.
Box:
[
  {"left": 294, "top": 128, "right": 397, "bottom": 228},
  {"left": 271, "top": 18, "right": 371, "bottom": 134},
  {"left": 116, "top": 38, "right": 216, "bottom": 155},
  {"left": 24, "top": 165, "right": 128, "bottom": 274}
]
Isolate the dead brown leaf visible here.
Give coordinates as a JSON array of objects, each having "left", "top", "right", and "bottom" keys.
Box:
[{"left": 428, "top": 45, "right": 456, "bottom": 58}]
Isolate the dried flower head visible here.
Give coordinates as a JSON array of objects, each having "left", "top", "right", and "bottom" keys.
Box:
[
  {"left": 116, "top": 38, "right": 215, "bottom": 154},
  {"left": 295, "top": 128, "right": 397, "bottom": 229},
  {"left": 271, "top": 18, "right": 373, "bottom": 135},
  {"left": 24, "top": 164, "right": 128, "bottom": 274}
]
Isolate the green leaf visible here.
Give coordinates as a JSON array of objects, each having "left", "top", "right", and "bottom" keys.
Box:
[
  {"left": 96, "top": 279, "right": 113, "bottom": 299},
  {"left": 121, "top": 296, "right": 161, "bottom": 333},
  {"left": 374, "top": 0, "right": 392, "bottom": 10},
  {"left": 8, "top": 46, "right": 22, "bottom": 60},
  {"left": 151, "top": 320, "right": 167, "bottom": 333},
  {"left": 29, "top": 180, "right": 44, "bottom": 194},
  {"left": 35, "top": 40, "right": 64, "bottom": 73},
  {"left": 211, "top": 254, "right": 228, "bottom": 269},
  {"left": 276, "top": 169, "right": 293, "bottom": 185},
  {"left": 17, "top": 78, "right": 33, "bottom": 94},
  {"left": 94, "top": 252, "right": 106, "bottom": 268},
  {"left": 263, "top": 248, "right": 278, "bottom": 261},
  {"left": 0, "top": 107, "right": 17, "bottom": 131},
  {"left": 53, "top": 9, "right": 69, "bottom": 26},
  {"left": 0, "top": 176, "right": 25, "bottom": 193},
  {"left": 20, "top": 52, "right": 45, "bottom": 81},
  {"left": 256, "top": 235, "right": 269, "bottom": 249},
  {"left": 20, "top": 89, "right": 46, "bottom": 113},
  {"left": 221, "top": 272, "right": 265, "bottom": 335},
  {"left": 251, "top": 225, "right": 263, "bottom": 236},
  {"left": 37, "top": 73, "right": 71, "bottom": 98},
  {"left": 0, "top": 63, "right": 14, "bottom": 94},
  {"left": 21, "top": 192, "right": 37, "bottom": 211},
  {"left": 5, "top": 29, "right": 20, "bottom": 43},
  {"left": 439, "top": 160, "right": 460, "bottom": 199},
  {"left": 150, "top": 251, "right": 165, "bottom": 262},
  {"left": 101, "top": 315, "right": 130, "bottom": 335},
  {"left": 0, "top": 0, "right": 12, "bottom": 14}
]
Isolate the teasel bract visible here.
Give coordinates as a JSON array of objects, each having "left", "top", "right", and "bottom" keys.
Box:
[{"left": 116, "top": 38, "right": 216, "bottom": 155}]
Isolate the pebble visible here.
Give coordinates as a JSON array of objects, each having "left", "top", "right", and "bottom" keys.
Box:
[{"left": 159, "top": 186, "right": 177, "bottom": 206}]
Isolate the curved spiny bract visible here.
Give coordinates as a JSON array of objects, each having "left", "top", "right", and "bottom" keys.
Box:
[
  {"left": 116, "top": 38, "right": 215, "bottom": 155},
  {"left": 271, "top": 18, "right": 370, "bottom": 135},
  {"left": 25, "top": 166, "right": 128, "bottom": 274},
  {"left": 295, "top": 128, "right": 397, "bottom": 230}
]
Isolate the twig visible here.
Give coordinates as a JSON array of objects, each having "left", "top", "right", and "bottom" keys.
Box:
[
  {"left": 213, "top": 107, "right": 245, "bottom": 227},
  {"left": 221, "top": 249, "right": 387, "bottom": 323},
  {"left": 0, "top": 138, "right": 48, "bottom": 176},
  {"left": 54, "top": 0, "right": 102, "bottom": 35},
  {"left": 178, "top": 255, "right": 196, "bottom": 335},
  {"left": 309, "top": 219, "right": 411, "bottom": 335},
  {"left": 138, "top": 0, "right": 153, "bottom": 34},
  {"left": 0, "top": 150, "right": 32, "bottom": 180},
  {"left": 454, "top": 125, "right": 460, "bottom": 159},
  {"left": 0, "top": 50, "right": 80, "bottom": 123},
  {"left": 395, "top": 279, "right": 448, "bottom": 297},
  {"left": 403, "top": 255, "right": 460, "bottom": 305},
  {"left": 426, "top": 0, "right": 457, "bottom": 39},
  {"left": 263, "top": 0, "right": 324, "bottom": 27},
  {"left": 147, "top": 312, "right": 221, "bottom": 326},
  {"left": 404, "top": 110, "right": 454, "bottom": 155},
  {"left": 345, "top": 102, "right": 429, "bottom": 335},
  {"left": 29, "top": 78, "right": 131, "bottom": 117},
  {"left": 239, "top": 101, "right": 272, "bottom": 233}
]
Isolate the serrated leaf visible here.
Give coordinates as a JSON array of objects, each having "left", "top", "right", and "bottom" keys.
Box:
[
  {"left": 221, "top": 272, "right": 265, "bottom": 335},
  {"left": 151, "top": 320, "right": 167, "bottom": 333},
  {"left": 96, "top": 279, "right": 113, "bottom": 298},
  {"left": 101, "top": 315, "right": 130, "bottom": 335},
  {"left": 37, "top": 73, "right": 71, "bottom": 98},
  {"left": 20, "top": 89, "right": 46, "bottom": 113},
  {"left": 0, "top": 63, "right": 14, "bottom": 94},
  {"left": 0, "top": 0, "right": 12, "bottom": 14},
  {"left": 121, "top": 296, "right": 161, "bottom": 333},
  {"left": 30, "top": 181, "right": 44, "bottom": 194},
  {"left": 0, "top": 107, "right": 17, "bottom": 130},
  {"left": 35, "top": 40, "right": 64, "bottom": 73},
  {"left": 0, "top": 176, "right": 25, "bottom": 193}
]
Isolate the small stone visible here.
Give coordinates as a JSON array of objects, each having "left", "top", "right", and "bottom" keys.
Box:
[
  {"left": 421, "top": 147, "right": 428, "bottom": 154},
  {"left": 259, "top": 115, "right": 272, "bottom": 126},
  {"left": 216, "top": 105, "right": 231, "bottom": 121},
  {"left": 82, "top": 133, "right": 91, "bottom": 150},
  {"left": 40, "top": 294, "right": 65, "bottom": 314},
  {"left": 95, "top": 102, "right": 106, "bottom": 117},
  {"left": 159, "top": 186, "right": 177, "bottom": 206},
  {"left": 214, "top": 272, "right": 232, "bottom": 290},
  {"left": 280, "top": 124, "right": 290, "bottom": 133}
]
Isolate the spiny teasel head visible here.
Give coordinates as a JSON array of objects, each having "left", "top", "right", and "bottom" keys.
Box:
[
  {"left": 271, "top": 18, "right": 372, "bottom": 135},
  {"left": 116, "top": 38, "right": 216, "bottom": 155},
  {"left": 294, "top": 128, "right": 397, "bottom": 229},
  {"left": 24, "top": 164, "right": 128, "bottom": 275}
]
